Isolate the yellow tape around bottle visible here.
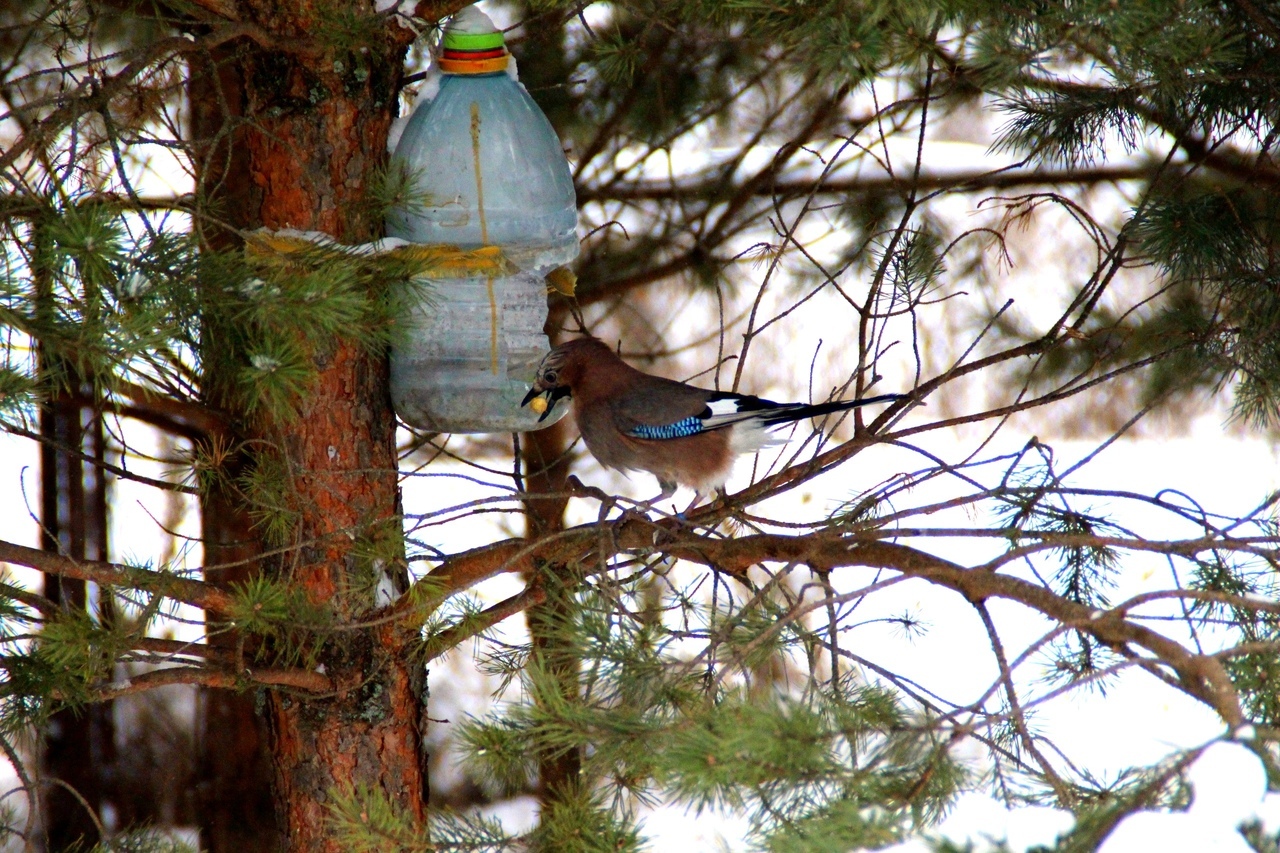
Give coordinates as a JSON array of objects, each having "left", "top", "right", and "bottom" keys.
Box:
[{"left": 242, "top": 229, "right": 515, "bottom": 278}]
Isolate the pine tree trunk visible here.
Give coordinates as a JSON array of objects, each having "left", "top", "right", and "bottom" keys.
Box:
[
  {"left": 257, "top": 335, "right": 424, "bottom": 846},
  {"left": 189, "top": 18, "right": 424, "bottom": 849}
]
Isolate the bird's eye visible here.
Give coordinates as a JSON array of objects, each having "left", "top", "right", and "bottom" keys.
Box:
[{"left": 543, "top": 369, "right": 559, "bottom": 385}]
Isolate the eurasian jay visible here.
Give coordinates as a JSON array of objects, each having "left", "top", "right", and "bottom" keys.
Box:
[{"left": 521, "top": 337, "right": 903, "bottom": 504}]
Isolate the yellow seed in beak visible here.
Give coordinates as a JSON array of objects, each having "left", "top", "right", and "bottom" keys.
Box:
[{"left": 529, "top": 396, "right": 549, "bottom": 414}]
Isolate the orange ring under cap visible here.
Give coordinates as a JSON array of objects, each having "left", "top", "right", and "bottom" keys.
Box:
[{"left": 438, "top": 55, "right": 509, "bottom": 74}]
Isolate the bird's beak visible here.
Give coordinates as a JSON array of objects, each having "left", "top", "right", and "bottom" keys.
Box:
[{"left": 522, "top": 385, "right": 571, "bottom": 422}]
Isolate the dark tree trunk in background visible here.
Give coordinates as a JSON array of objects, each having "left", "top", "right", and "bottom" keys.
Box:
[
  {"left": 33, "top": 208, "right": 119, "bottom": 847},
  {"left": 39, "top": 387, "right": 115, "bottom": 849},
  {"left": 196, "top": 499, "right": 283, "bottom": 852},
  {"left": 521, "top": 389, "right": 582, "bottom": 801},
  {"left": 188, "top": 45, "right": 284, "bottom": 853}
]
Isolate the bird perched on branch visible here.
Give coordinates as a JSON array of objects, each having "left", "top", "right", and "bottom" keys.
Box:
[{"left": 522, "top": 336, "right": 904, "bottom": 506}]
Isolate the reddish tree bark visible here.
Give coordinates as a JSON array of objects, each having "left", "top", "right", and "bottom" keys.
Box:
[{"left": 188, "top": 18, "right": 425, "bottom": 849}]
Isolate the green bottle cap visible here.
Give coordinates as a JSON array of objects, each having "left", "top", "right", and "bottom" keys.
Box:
[{"left": 444, "top": 30, "right": 505, "bottom": 51}]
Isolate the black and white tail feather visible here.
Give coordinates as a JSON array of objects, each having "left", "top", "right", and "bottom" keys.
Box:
[{"left": 626, "top": 391, "right": 905, "bottom": 450}]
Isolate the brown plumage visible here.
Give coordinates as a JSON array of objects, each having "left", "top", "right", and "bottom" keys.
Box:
[{"left": 522, "top": 336, "right": 904, "bottom": 503}]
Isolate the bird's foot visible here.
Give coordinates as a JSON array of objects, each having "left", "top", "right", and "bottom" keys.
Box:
[
  {"left": 628, "top": 498, "right": 674, "bottom": 521},
  {"left": 672, "top": 489, "right": 732, "bottom": 529},
  {"left": 678, "top": 493, "right": 706, "bottom": 518},
  {"left": 631, "top": 481, "right": 678, "bottom": 518}
]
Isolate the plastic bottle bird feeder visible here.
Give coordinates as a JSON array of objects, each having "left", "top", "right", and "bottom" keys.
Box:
[{"left": 386, "top": 5, "right": 577, "bottom": 433}]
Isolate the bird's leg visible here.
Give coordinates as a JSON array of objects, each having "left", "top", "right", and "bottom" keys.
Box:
[
  {"left": 710, "top": 487, "right": 735, "bottom": 522},
  {"left": 677, "top": 487, "right": 727, "bottom": 523},
  {"left": 634, "top": 478, "right": 678, "bottom": 515},
  {"left": 651, "top": 478, "right": 678, "bottom": 506},
  {"left": 657, "top": 479, "right": 677, "bottom": 503},
  {"left": 681, "top": 491, "right": 705, "bottom": 516}
]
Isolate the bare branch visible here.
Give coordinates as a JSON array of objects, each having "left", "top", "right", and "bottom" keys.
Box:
[{"left": 0, "top": 539, "right": 233, "bottom": 614}]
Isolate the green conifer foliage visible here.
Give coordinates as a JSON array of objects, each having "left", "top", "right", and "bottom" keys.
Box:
[{"left": 2, "top": 0, "right": 1280, "bottom": 850}]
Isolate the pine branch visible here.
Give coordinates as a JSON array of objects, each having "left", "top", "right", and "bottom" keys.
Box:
[
  {"left": 414, "top": 510, "right": 1263, "bottom": 728},
  {"left": 939, "top": 46, "right": 1280, "bottom": 188},
  {"left": 53, "top": 663, "right": 333, "bottom": 703},
  {"left": 0, "top": 580, "right": 56, "bottom": 615},
  {"left": 1, "top": 419, "right": 200, "bottom": 494},
  {"left": 408, "top": 0, "right": 473, "bottom": 25},
  {"left": 0, "top": 21, "right": 360, "bottom": 176},
  {"left": 578, "top": 162, "right": 1171, "bottom": 205},
  {"left": 0, "top": 192, "right": 192, "bottom": 219},
  {"left": 110, "top": 379, "right": 231, "bottom": 441},
  {"left": 424, "top": 585, "right": 547, "bottom": 663},
  {"left": 186, "top": 0, "right": 241, "bottom": 21},
  {"left": 0, "top": 539, "right": 232, "bottom": 614}
]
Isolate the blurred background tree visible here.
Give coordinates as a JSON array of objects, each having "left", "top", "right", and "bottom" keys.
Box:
[{"left": 1, "top": 0, "right": 1279, "bottom": 851}]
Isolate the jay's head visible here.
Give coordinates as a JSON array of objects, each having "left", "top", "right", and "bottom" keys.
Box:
[{"left": 522, "top": 337, "right": 610, "bottom": 421}]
